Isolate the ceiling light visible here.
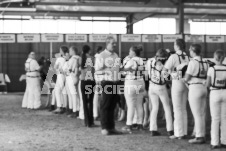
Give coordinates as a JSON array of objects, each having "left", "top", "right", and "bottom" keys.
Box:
[
  {"left": 110, "top": 17, "right": 126, "bottom": 21},
  {"left": 4, "top": 15, "right": 22, "bottom": 19},
  {"left": 80, "top": 16, "right": 92, "bottom": 20},
  {"left": 93, "top": 17, "right": 109, "bottom": 20},
  {"left": 22, "top": 16, "right": 31, "bottom": 19}
]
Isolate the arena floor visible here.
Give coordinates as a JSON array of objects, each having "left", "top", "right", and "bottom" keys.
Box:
[{"left": 0, "top": 94, "right": 217, "bottom": 151}]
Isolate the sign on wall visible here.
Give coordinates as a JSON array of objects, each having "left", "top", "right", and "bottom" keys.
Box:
[
  {"left": 121, "top": 34, "right": 141, "bottom": 42},
  {"left": 89, "top": 34, "right": 117, "bottom": 42},
  {"left": 17, "top": 34, "right": 40, "bottom": 43},
  {"left": 142, "top": 35, "right": 161, "bottom": 43},
  {"left": 185, "top": 35, "right": 204, "bottom": 43},
  {"left": 206, "top": 36, "right": 224, "bottom": 43},
  {"left": 41, "top": 34, "right": 64, "bottom": 42},
  {"left": 66, "top": 34, "right": 87, "bottom": 43},
  {"left": 163, "top": 35, "right": 182, "bottom": 42},
  {"left": 0, "top": 34, "right": 15, "bottom": 43}
]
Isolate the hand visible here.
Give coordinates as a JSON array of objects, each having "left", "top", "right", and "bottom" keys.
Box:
[
  {"left": 202, "top": 80, "right": 206, "bottom": 86},
  {"left": 182, "top": 78, "right": 187, "bottom": 84}
]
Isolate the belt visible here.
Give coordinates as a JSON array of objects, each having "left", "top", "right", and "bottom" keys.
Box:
[
  {"left": 149, "top": 80, "right": 165, "bottom": 86},
  {"left": 27, "top": 71, "right": 38, "bottom": 73},
  {"left": 27, "top": 76, "right": 40, "bottom": 78},
  {"left": 189, "top": 83, "right": 203, "bottom": 85},
  {"left": 126, "top": 78, "right": 143, "bottom": 81},
  {"left": 102, "top": 80, "right": 118, "bottom": 84},
  {"left": 211, "top": 88, "right": 226, "bottom": 91}
]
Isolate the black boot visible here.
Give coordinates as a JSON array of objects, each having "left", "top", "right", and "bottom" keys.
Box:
[
  {"left": 75, "top": 111, "right": 79, "bottom": 117},
  {"left": 167, "top": 131, "right": 174, "bottom": 136},
  {"left": 49, "top": 105, "right": 55, "bottom": 112},
  {"left": 66, "top": 109, "right": 73, "bottom": 115},
  {"left": 150, "top": 131, "right": 161, "bottom": 136},
  {"left": 132, "top": 124, "right": 138, "bottom": 130},
  {"left": 60, "top": 107, "right": 66, "bottom": 114},
  {"left": 137, "top": 124, "right": 144, "bottom": 131}
]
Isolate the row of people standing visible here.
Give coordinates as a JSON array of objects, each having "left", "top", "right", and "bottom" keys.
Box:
[
  {"left": 22, "top": 36, "right": 226, "bottom": 149},
  {"left": 119, "top": 38, "right": 226, "bottom": 149},
  {"left": 49, "top": 45, "right": 98, "bottom": 128}
]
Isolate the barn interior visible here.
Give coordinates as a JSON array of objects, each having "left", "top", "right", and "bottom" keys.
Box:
[{"left": 0, "top": 0, "right": 226, "bottom": 151}]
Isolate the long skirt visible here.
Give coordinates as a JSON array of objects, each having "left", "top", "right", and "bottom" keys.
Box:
[{"left": 22, "top": 77, "right": 41, "bottom": 109}]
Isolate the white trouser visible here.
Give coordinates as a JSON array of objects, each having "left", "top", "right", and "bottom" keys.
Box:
[
  {"left": 78, "top": 81, "right": 84, "bottom": 119},
  {"left": 93, "top": 82, "right": 101, "bottom": 118},
  {"left": 171, "top": 80, "right": 188, "bottom": 137},
  {"left": 72, "top": 82, "right": 80, "bottom": 112},
  {"left": 55, "top": 74, "right": 65, "bottom": 108},
  {"left": 22, "top": 77, "right": 41, "bottom": 109},
  {"left": 77, "top": 80, "right": 85, "bottom": 120},
  {"left": 62, "top": 93, "right": 68, "bottom": 108},
  {"left": 51, "top": 89, "right": 56, "bottom": 105},
  {"left": 149, "top": 83, "right": 173, "bottom": 131},
  {"left": 143, "top": 92, "right": 150, "bottom": 125},
  {"left": 132, "top": 110, "right": 138, "bottom": 124},
  {"left": 210, "top": 90, "right": 226, "bottom": 146},
  {"left": 189, "top": 84, "right": 207, "bottom": 137},
  {"left": 124, "top": 79, "right": 145, "bottom": 125},
  {"left": 65, "top": 76, "right": 78, "bottom": 110}
]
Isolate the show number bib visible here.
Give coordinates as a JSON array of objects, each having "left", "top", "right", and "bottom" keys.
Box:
[
  {"left": 151, "top": 71, "right": 161, "bottom": 83},
  {"left": 216, "top": 79, "right": 226, "bottom": 87},
  {"left": 199, "top": 67, "right": 207, "bottom": 78},
  {"left": 152, "top": 75, "right": 160, "bottom": 83},
  {"left": 171, "top": 71, "right": 182, "bottom": 80}
]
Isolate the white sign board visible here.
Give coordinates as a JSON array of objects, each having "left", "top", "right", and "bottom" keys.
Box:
[
  {"left": 66, "top": 34, "right": 87, "bottom": 43},
  {"left": 163, "top": 35, "right": 182, "bottom": 42},
  {"left": 89, "top": 34, "right": 117, "bottom": 42},
  {"left": 41, "top": 34, "right": 64, "bottom": 42},
  {"left": 17, "top": 34, "right": 40, "bottom": 43},
  {"left": 206, "top": 36, "right": 224, "bottom": 43},
  {"left": 121, "top": 34, "right": 141, "bottom": 42},
  {"left": 0, "top": 34, "right": 15, "bottom": 43},
  {"left": 185, "top": 35, "right": 204, "bottom": 43},
  {"left": 142, "top": 35, "right": 161, "bottom": 43}
]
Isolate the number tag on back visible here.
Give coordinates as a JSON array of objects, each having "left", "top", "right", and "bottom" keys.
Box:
[
  {"left": 216, "top": 78, "right": 226, "bottom": 87},
  {"left": 171, "top": 71, "right": 182, "bottom": 80},
  {"left": 200, "top": 68, "right": 206, "bottom": 78},
  {"left": 152, "top": 75, "right": 160, "bottom": 83}
]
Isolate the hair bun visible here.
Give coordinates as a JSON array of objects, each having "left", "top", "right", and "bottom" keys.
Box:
[{"left": 136, "top": 45, "right": 143, "bottom": 52}]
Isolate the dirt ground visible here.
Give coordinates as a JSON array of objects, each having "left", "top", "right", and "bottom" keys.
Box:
[{"left": 0, "top": 94, "right": 222, "bottom": 151}]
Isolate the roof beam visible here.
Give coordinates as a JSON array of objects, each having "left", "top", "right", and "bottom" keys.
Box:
[{"left": 36, "top": 5, "right": 177, "bottom": 13}]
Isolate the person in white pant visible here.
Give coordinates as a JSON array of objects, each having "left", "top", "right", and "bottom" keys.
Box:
[
  {"left": 65, "top": 46, "right": 80, "bottom": 118},
  {"left": 22, "top": 52, "right": 41, "bottom": 109},
  {"left": 61, "top": 54, "right": 71, "bottom": 113},
  {"left": 163, "top": 39, "right": 190, "bottom": 139},
  {"left": 53, "top": 46, "right": 69, "bottom": 114},
  {"left": 146, "top": 49, "right": 173, "bottom": 136},
  {"left": 121, "top": 45, "right": 145, "bottom": 133},
  {"left": 206, "top": 49, "right": 226, "bottom": 149},
  {"left": 183, "top": 44, "right": 208, "bottom": 144},
  {"left": 93, "top": 46, "right": 103, "bottom": 120}
]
